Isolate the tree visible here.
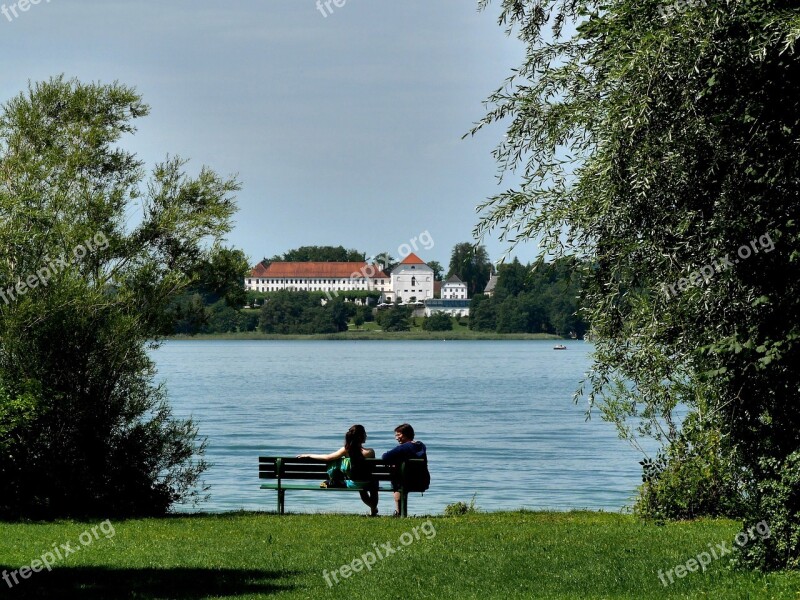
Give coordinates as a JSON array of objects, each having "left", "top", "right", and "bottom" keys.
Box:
[
  {"left": 475, "top": 0, "right": 800, "bottom": 568},
  {"left": 0, "top": 77, "right": 239, "bottom": 517},
  {"left": 354, "top": 304, "right": 373, "bottom": 328},
  {"left": 468, "top": 294, "right": 497, "bottom": 331},
  {"left": 194, "top": 247, "right": 250, "bottom": 308},
  {"left": 172, "top": 293, "right": 211, "bottom": 335},
  {"left": 494, "top": 257, "right": 531, "bottom": 299},
  {"left": 353, "top": 311, "right": 365, "bottom": 329},
  {"left": 273, "top": 245, "right": 365, "bottom": 262},
  {"left": 373, "top": 252, "right": 397, "bottom": 274},
  {"left": 258, "top": 291, "right": 306, "bottom": 334},
  {"left": 447, "top": 243, "right": 493, "bottom": 296},
  {"left": 422, "top": 312, "right": 453, "bottom": 331},
  {"left": 467, "top": 257, "right": 586, "bottom": 335},
  {"left": 376, "top": 305, "right": 412, "bottom": 332},
  {"left": 164, "top": 246, "right": 250, "bottom": 335},
  {"left": 258, "top": 291, "right": 352, "bottom": 334},
  {"left": 206, "top": 299, "right": 258, "bottom": 334},
  {"left": 427, "top": 260, "right": 444, "bottom": 281}
]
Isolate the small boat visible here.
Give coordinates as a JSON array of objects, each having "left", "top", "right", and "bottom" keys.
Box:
[{"left": 553, "top": 344, "right": 567, "bottom": 350}]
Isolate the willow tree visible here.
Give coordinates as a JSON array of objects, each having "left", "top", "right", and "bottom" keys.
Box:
[
  {"left": 474, "top": 0, "right": 800, "bottom": 568},
  {"left": 0, "top": 77, "right": 239, "bottom": 517}
]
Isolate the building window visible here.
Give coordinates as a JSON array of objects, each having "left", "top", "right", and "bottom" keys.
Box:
[{"left": 411, "top": 276, "right": 416, "bottom": 286}]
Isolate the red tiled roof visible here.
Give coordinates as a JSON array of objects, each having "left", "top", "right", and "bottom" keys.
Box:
[
  {"left": 400, "top": 253, "right": 426, "bottom": 265},
  {"left": 251, "top": 263, "right": 270, "bottom": 277},
  {"left": 249, "top": 262, "right": 388, "bottom": 279}
]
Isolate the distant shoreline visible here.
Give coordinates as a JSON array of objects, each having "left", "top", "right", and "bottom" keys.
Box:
[{"left": 164, "top": 331, "right": 565, "bottom": 341}]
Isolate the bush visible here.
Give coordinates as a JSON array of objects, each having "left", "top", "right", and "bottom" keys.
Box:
[
  {"left": 258, "top": 292, "right": 351, "bottom": 334},
  {"left": 634, "top": 423, "right": 746, "bottom": 521},
  {"left": 444, "top": 494, "right": 478, "bottom": 516},
  {"left": 422, "top": 313, "right": 453, "bottom": 331},
  {"left": 375, "top": 306, "right": 412, "bottom": 332},
  {"left": 739, "top": 451, "right": 800, "bottom": 570}
]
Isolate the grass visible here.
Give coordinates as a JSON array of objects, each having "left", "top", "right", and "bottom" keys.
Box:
[{"left": 2, "top": 511, "right": 799, "bottom": 599}]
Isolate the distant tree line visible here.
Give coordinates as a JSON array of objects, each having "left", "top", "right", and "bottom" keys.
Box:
[
  {"left": 162, "top": 246, "right": 588, "bottom": 337},
  {"left": 268, "top": 245, "right": 366, "bottom": 263},
  {"left": 447, "top": 243, "right": 493, "bottom": 297},
  {"left": 164, "top": 247, "right": 256, "bottom": 335},
  {"left": 469, "top": 257, "right": 588, "bottom": 338},
  {"left": 258, "top": 291, "right": 376, "bottom": 335}
]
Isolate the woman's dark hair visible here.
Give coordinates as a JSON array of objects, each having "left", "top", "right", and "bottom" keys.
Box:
[
  {"left": 345, "top": 424, "right": 367, "bottom": 454},
  {"left": 344, "top": 424, "right": 373, "bottom": 483},
  {"left": 394, "top": 423, "right": 415, "bottom": 440}
]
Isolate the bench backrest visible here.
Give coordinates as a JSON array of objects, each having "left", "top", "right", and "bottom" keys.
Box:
[{"left": 258, "top": 456, "right": 424, "bottom": 483}]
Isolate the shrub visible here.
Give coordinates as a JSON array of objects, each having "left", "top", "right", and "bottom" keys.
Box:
[
  {"left": 375, "top": 306, "right": 412, "bottom": 332},
  {"left": 444, "top": 494, "right": 478, "bottom": 516},
  {"left": 634, "top": 423, "right": 747, "bottom": 521},
  {"left": 422, "top": 313, "right": 453, "bottom": 331},
  {"left": 739, "top": 451, "right": 800, "bottom": 570}
]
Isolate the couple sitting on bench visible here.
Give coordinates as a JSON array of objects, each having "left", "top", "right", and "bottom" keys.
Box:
[{"left": 297, "top": 423, "right": 427, "bottom": 517}]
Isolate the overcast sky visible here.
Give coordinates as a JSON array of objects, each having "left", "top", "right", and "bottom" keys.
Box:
[{"left": 1, "top": 0, "right": 532, "bottom": 268}]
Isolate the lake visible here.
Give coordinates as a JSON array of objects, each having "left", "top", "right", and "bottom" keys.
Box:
[{"left": 152, "top": 339, "right": 645, "bottom": 515}]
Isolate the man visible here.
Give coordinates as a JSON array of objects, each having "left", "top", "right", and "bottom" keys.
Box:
[{"left": 381, "top": 423, "right": 429, "bottom": 516}]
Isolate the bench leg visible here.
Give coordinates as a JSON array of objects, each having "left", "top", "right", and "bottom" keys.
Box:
[
  {"left": 400, "top": 491, "right": 408, "bottom": 517},
  {"left": 278, "top": 489, "right": 285, "bottom": 515}
]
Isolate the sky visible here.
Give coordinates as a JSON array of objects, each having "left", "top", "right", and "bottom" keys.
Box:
[{"left": 1, "top": 0, "right": 532, "bottom": 269}]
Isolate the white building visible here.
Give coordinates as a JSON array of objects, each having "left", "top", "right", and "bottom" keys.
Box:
[
  {"left": 245, "top": 261, "right": 390, "bottom": 297},
  {"left": 483, "top": 273, "right": 498, "bottom": 297},
  {"left": 441, "top": 275, "right": 468, "bottom": 300},
  {"left": 384, "top": 253, "right": 434, "bottom": 303},
  {"left": 423, "top": 299, "right": 469, "bottom": 318}
]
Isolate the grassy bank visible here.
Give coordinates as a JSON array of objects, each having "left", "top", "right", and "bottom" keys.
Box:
[
  {"left": 167, "top": 331, "right": 562, "bottom": 341},
  {"left": 1, "top": 511, "right": 798, "bottom": 599}
]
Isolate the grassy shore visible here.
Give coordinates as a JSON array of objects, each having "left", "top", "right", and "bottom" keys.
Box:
[
  {"left": 167, "top": 331, "right": 562, "bottom": 341},
  {"left": 167, "top": 314, "right": 567, "bottom": 341},
  {"left": 1, "top": 511, "right": 798, "bottom": 599}
]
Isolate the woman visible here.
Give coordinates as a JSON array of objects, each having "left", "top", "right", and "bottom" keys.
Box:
[{"left": 297, "top": 424, "right": 379, "bottom": 516}]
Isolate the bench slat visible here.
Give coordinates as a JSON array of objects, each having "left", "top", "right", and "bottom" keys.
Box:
[{"left": 260, "top": 484, "right": 395, "bottom": 492}]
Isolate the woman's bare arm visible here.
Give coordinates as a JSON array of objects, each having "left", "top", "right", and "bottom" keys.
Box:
[{"left": 297, "top": 447, "right": 346, "bottom": 461}]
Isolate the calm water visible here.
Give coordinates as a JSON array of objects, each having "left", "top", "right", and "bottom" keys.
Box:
[{"left": 151, "top": 340, "right": 644, "bottom": 515}]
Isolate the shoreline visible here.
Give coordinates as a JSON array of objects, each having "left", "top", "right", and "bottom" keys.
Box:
[{"left": 164, "top": 331, "right": 566, "bottom": 341}]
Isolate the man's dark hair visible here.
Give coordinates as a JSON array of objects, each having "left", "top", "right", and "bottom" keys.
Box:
[{"left": 394, "top": 423, "right": 415, "bottom": 439}]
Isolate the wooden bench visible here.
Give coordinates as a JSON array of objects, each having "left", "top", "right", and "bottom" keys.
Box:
[{"left": 258, "top": 456, "right": 425, "bottom": 517}]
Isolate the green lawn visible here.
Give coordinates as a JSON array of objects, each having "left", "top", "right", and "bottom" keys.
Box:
[{"left": 1, "top": 511, "right": 798, "bottom": 599}]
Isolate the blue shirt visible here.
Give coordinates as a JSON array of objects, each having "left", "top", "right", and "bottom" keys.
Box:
[{"left": 382, "top": 440, "right": 426, "bottom": 463}]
